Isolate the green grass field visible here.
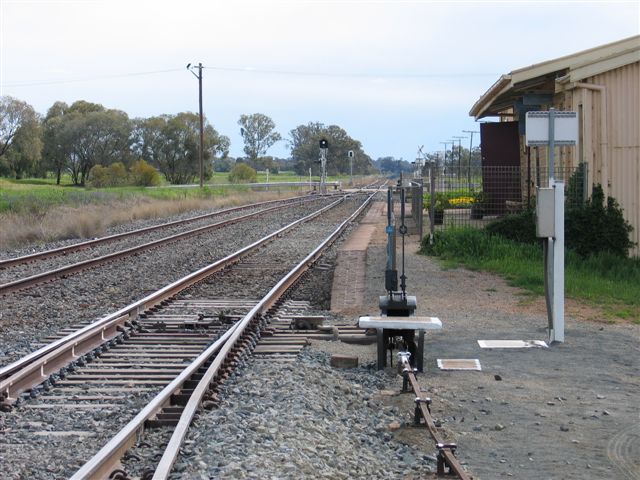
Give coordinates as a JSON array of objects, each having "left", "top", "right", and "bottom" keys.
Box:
[
  {"left": 421, "top": 228, "right": 640, "bottom": 323},
  {"left": 0, "top": 172, "right": 350, "bottom": 214}
]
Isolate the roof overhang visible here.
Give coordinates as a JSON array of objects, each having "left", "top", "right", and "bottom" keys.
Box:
[{"left": 470, "top": 35, "right": 640, "bottom": 120}]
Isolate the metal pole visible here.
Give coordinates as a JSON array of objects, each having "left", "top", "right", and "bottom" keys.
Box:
[
  {"left": 198, "top": 63, "right": 204, "bottom": 188},
  {"left": 548, "top": 108, "right": 556, "bottom": 184},
  {"left": 463, "top": 130, "right": 479, "bottom": 191},
  {"left": 453, "top": 136, "right": 466, "bottom": 180}
]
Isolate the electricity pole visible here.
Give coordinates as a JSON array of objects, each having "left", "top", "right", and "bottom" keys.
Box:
[
  {"left": 187, "top": 62, "right": 204, "bottom": 188},
  {"left": 453, "top": 136, "right": 467, "bottom": 179},
  {"left": 462, "top": 130, "right": 479, "bottom": 190},
  {"left": 439, "top": 141, "right": 451, "bottom": 175}
]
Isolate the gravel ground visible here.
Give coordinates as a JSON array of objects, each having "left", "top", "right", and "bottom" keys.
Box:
[
  {"left": 0, "top": 197, "right": 315, "bottom": 285},
  {"left": 172, "top": 206, "right": 639, "bottom": 480},
  {"left": 0, "top": 194, "right": 371, "bottom": 479},
  {"left": 2, "top": 195, "right": 638, "bottom": 480},
  {"left": 0, "top": 197, "right": 338, "bottom": 366},
  {"left": 358, "top": 239, "right": 640, "bottom": 480}
]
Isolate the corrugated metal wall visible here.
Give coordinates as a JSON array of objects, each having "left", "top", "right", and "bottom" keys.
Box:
[{"left": 578, "top": 62, "right": 640, "bottom": 256}]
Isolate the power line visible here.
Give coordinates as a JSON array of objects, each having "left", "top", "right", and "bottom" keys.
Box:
[
  {"left": 2, "top": 64, "right": 498, "bottom": 89},
  {"left": 204, "top": 65, "right": 498, "bottom": 79},
  {"left": 1, "top": 68, "right": 184, "bottom": 88}
]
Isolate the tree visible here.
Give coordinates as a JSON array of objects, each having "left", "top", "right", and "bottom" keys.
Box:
[
  {"left": 63, "top": 106, "right": 132, "bottom": 185},
  {"left": 41, "top": 101, "right": 132, "bottom": 185},
  {"left": 42, "top": 102, "right": 70, "bottom": 184},
  {"left": 0, "top": 96, "right": 43, "bottom": 178},
  {"left": 238, "top": 113, "right": 281, "bottom": 164},
  {"left": 132, "top": 113, "right": 228, "bottom": 184},
  {"left": 374, "top": 156, "right": 413, "bottom": 175},
  {"left": 289, "top": 122, "right": 374, "bottom": 176}
]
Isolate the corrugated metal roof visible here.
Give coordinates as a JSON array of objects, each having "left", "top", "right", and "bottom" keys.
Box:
[{"left": 470, "top": 35, "right": 640, "bottom": 119}]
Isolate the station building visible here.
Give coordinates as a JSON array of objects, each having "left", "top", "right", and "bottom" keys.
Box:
[{"left": 470, "top": 35, "right": 640, "bottom": 256}]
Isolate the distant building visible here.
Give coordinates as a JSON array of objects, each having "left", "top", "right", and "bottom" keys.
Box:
[{"left": 470, "top": 35, "right": 640, "bottom": 256}]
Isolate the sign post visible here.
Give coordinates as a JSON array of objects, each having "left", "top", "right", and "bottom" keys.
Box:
[{"left": 526, "top": 109, "right": 577, "bottom": 344}]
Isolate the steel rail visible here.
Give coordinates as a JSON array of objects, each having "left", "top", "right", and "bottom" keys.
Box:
[
  {"left": 71, "top": 191, "right": 376, "bottom": 480},
  {"left": 0, "top": 196, "right": 309, "bottom": 269},
  {"left": 0, "top": 196, "right": 347, "bottom": 402},
  {"left": 0, "top": 196, "right": 330, "bottom": 295},
  {"left": 402, "top": 358, "right": 473, "bottom": 480},
  {"left": 68, "top": 323, "right": 239, "bottom": 480}
]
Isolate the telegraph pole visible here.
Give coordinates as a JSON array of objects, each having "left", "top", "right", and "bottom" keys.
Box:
[
  {"left": 187, "top": 62, "right": 204, "bottom": 188},
  {"left": 462, "top": 130, "right": 479, "bottom": 190},
  {"left": 439, "top": 141, "right": 450, "bottom": 175},
  {"left": 453, "top": 136, "right": 467, "bottom": 179}
]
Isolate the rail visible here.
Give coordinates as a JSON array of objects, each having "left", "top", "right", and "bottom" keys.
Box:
[
  {"left": 0, "top": 195, "right": 348, "bottom": 402},
  {"left": 0, "top": 196, "right": 310, "bottom": 269},
  {"left": 70, "top": 191, "right": 376, "bottom": 480},
  {"left": 400, "top": 355, "right": 473, "bottom": 480},
  {"left": 0, "top": 196, "right": 324, "bottom": 295}
]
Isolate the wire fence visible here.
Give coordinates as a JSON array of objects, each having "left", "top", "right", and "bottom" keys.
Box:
[{"left": 419, "top": 164, "right": 587, "bottom": 234}]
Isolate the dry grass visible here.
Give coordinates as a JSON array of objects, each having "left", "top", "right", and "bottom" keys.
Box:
[{"left": 0, "top": 191, "right": 298, "bottom": 250}]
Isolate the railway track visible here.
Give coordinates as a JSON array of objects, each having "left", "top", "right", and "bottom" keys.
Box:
[
  {"left": 0, "top": 192, "right": 376, "bottom": 479},
  {"left": 0, "top": 196, "right": 307, "bottom": 271},
  {"left": 0, "top": 194, "right": 343, "bottom": 368},
  {"left": 0, "top": 195, "right": 321, "bottom": 294}
]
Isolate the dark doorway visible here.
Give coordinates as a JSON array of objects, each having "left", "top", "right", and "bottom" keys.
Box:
[{"left": 479, "top": 122, "right": 522, "bottom": 215}]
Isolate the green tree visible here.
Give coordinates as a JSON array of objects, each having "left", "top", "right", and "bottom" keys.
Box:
[
  {"left": 0, "top": 96, "right": 43, "bottom": 178},
  {"left": 132, "top": 113, "right": 228, "bottom": 184},
  {"left": 238, "top": 113, "right": 281, "bottom": 165},
  {"left": 289, "top": 122, "right": 374, "bottom": 176},
  {"left": 41, "top": 101, "right": 132, "bottom": 185},
  {"left": 42, "top": 102, "right": 70, "bottom": 184}
]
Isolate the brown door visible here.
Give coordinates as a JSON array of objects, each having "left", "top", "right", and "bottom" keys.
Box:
[{"left": 480, "top": 121, "right": 521, "bottom": 214}]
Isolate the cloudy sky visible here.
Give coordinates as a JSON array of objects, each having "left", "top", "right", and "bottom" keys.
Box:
[{"left": 1, "top": 0, "right": 638, "bottom": 162}]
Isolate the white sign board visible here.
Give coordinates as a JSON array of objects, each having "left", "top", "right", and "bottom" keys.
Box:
[{"left": 525, "top": 111, "right": 578, "bottom": 146}]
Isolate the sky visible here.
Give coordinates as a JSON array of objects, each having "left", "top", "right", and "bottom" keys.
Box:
[{"left": 1, "top": 0, "right": 638, "bottom": 163}]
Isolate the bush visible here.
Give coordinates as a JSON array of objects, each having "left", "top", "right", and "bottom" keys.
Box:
[
  {"left": 482, "top": 184, "right": 635, "bottom": 258},
  {"left": 566, "top": 184, "right": 635, "bottom": 258},
  {"left": 485, "top": 209, "right": 537, "bottom": 244},
  {"left": 228, "top": 163, "right": 257, "bottom": 183},
  {"left": 88, "top": 163, "right": 128, "bottom": 188},
  {"left": 130, "top": 159, "right": 161, "bottom": 187}
]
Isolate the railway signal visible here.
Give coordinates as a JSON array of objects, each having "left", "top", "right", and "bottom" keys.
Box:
[{"left": 319, "top": 138, "right": 328, "bottom": 194}]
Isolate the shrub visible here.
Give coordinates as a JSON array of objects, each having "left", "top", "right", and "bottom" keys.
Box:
[
  {"left": 88, "top": 162, "right": 128, "bottom": 188},
  {"left": 130, "top": 159, "right": 161, "bottom": 187},
  {"left": 228, "top": 163, "right": 257, "bottom": 183},
  {"left": 566, "top": 184, "right": 635, "bottom": 258},
  {"left": 485, "top": 209, "right": 537, "bottom": 244}
]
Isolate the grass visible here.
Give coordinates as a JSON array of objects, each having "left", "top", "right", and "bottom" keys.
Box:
[
  {"left": 421, "top": 227, "right": 640, "bottom": 323},
  {"left": 0, "top": 177, "right": 302, "bottom": 248}
]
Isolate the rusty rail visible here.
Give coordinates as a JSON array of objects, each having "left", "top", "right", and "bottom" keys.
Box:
[
  {"left": 0, "top": 196, "right": 347, "bottom": 402},
  {"left": 0, "top": 196, "right": 326, "bottom": 295},
  {"left": 400, "top": 356, "right": 473, "bottom": 479},
  {"left": 0, "top": 196, "right": 309, "bottom": 269},
  {"left": 71, "top": 192, "right": 377, "bottom": 480}
]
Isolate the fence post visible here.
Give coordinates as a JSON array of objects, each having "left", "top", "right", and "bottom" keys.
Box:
[{"left": 429, "top": 166, "right": 436, "bottom": 243}]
